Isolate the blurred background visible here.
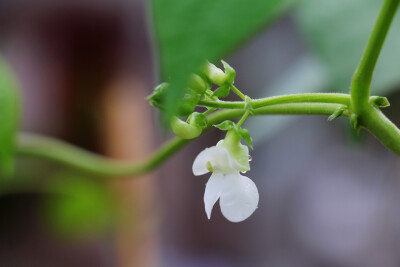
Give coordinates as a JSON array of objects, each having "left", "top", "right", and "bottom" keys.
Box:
[{"left": 1, "top": 0, "right": 400, "bottom": 266}]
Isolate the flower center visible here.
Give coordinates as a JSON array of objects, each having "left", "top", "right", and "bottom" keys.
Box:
[{"left": 206, "top": 161, "right": 214, "bottom": 172}]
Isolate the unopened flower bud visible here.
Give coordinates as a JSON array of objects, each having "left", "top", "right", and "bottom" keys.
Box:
[
  {"left": 171, "top": 116, "right": 202, "bottom": 139},
  {"left": 203, "top": 62, "right": 227, "bottom": 86},
  {"left": 189, "top": 74, "right": 209, "bottom": 93}
]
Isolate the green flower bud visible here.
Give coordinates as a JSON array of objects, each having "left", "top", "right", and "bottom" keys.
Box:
[
  {"left": 146, "top": 83, "right": 169, "bottom": 109},
  {"left": 171, "top": 116, "right": 202, "bottom": 139},
  {"left": 146, "top": 82, "right": 168, "bottom": 102},
  {"left": 189, "top": 74, "right": 210, "bottom": 94},
  {"left": 203, "top": 62, "right": 227, "bottom": 86},
  {"left": 177, "top": 88, "right": 200, "bottom": 116}
]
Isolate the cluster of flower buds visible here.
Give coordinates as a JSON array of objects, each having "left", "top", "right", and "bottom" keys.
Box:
[
  {"left": 147, "top": 61, "right": 237, "bottom": 139},
  {"left": 148, "top": 60, "right": 259, "bottom": 223}
]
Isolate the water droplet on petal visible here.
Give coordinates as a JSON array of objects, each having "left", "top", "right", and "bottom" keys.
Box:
[
  {"left": 241, "top": 171, "right": 247, "bottom": 174},
  {"left": 248, "top": 155, "right": 252, "bottom": 162}
]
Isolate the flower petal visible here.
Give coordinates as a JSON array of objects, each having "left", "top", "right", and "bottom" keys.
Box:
[
  {"left": 192, "top": 144, "right": 239, "bottom": 175},
  {"left": 203, "top": 173, "right": 226, "bottom": 219},
  {"left": 219, "top": 173, "right": 259, "bottom": 223}
]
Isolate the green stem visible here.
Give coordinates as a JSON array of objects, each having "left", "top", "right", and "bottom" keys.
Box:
[
  {"left": 350, "top": 0, "right": 399, "bottom": 112},
  {"left": 199, "top": 93, "right": 352, "bottom": 109},
  {"left": 16, "top": 102, "right": 345, "bottom": 177},
  {"left": 231, "top": 85, "right": 246, "bottom": 100},
  {"left": 203, "top": 107, "right": 216, "bottom": 116},
  {"left": 237, "top": 110, "right": 250, "bottom": 127},
  {"left": 361, "top": 105, "right": 400, "bottom": 155}
]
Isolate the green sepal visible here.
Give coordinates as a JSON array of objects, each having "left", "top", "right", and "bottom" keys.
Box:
[
  {"left": 214, "top": 120, "right": 253, "bottom": 149},
  {"left": 212, "top": 84, "right": 230, "bottom": 98},
  {"left": 237, "top": 127, "right": 253, "bottom": 149},
  {"left": 221, "top": 60, "right": 236, "bottom": 84},
  {"left": 328, "top": 106, "right": 347, "bottom": 121},
  {"left": 188, "top": 112, "right": 208, "bottom": 129},
  {"left": 369, "top": 96, "right": 390, "bottom": 108},
  {"left": 202, "top": 89, "right": 218, "bottom": 101}
]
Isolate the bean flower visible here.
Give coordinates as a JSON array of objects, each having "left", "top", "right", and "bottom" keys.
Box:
[{"left": 192, "top": 135, "right": 259, "bottom": 223}]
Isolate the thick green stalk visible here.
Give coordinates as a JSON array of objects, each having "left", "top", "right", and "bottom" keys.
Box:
[
  {"left": 199, "top": 93, "right": 351, "bottom": 109},
  {"left": 16, "top": 103, "right": 344, "bottom": 177},
  {"left": 350, "top": 0, "right": 400, "bottom": 112},
  {"left": 361, "top": 105, "right": 400, "bottom": 155}
]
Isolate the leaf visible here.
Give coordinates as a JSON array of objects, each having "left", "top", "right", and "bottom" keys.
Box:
[
  {"left": 213, "top": 85, "right": 231, "bottom": 98},
  {"left": 44, "top": 177, "right": 114, "bottom": 239},
  {"left": 151, "top": 0, "right": 297, "bottom": 119},
  {"left": 214, "top": 120, "right": 235, "bottom": 131},
  {"left": 295, "top": 0, "right": 400, "bottom": 94},
  {"left": 0, "top": 57, "right": 20, "bottom": 177}
]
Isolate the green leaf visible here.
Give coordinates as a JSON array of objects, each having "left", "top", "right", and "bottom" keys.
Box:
[
  {"left": 44, "top": 177, "right": 114, "bottom": 239},
  {"left": 213, "top": 85, "right": 231, "bottom": 98},
  {"left": 237, "top": 127, "right": 253, "bottom": 149},
  {"left": 214, "top": 120, "right": 235, "bottom": 131},
  {"left": 0, "top": 57, "right": 19, "bottom": 177},
  {"left": 151, "top": 0, "right": 297, "bottom": 119},
  {"left": 295, "top": 0, "right": 400, "bottom": 94}
]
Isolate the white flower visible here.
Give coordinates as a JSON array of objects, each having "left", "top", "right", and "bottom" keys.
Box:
[{"left": 192, "top": 142, "right": 259, "bottom": 222}]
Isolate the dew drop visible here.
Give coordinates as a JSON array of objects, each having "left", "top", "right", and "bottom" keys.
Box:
[
  {"left": 241, "top": 171, "right": 247, "bottom": 174},
  {"left": 248, "top": 155, "right": 252, "bottom": 162}
]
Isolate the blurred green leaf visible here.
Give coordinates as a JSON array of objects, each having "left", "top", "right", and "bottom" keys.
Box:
[
  {"left": 295, "top": 0, "right": 400, "bottom": 94},
  {"left": 44, "top": 177, "right": 114, "bottom": 239},
  {"left": 0, "top": 56, "right": 20, "bottom": 177},
  {"left": 151, "top": 0, "right": 297, "bottom": 119}
]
